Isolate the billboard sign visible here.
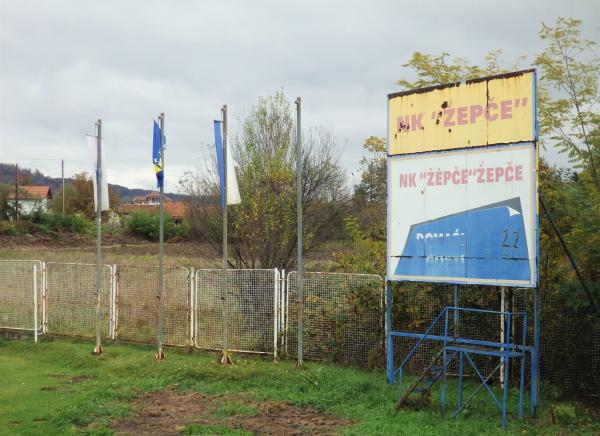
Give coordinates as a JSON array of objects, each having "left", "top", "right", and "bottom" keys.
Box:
[
  {"left": 388, "top": 70, "right": 536, "bottom": 155},
  {"left": 386, "top": 70, "right": 538, "bottom": 287}
]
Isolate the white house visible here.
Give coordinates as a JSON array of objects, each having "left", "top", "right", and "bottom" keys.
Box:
[{"left": 8, "top": 185, "right": 53, "bottom": 215}]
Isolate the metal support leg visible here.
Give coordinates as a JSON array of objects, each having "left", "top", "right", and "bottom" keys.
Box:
[
  {"left": 502, "top": 353, "right": 509, "bottom": 429},
  {"left": 458, "top": 351, "right": 464, "bottom": 408},
  {"left": 385, "top": 281, "right": 394, "bottom": 384},
  {"left": 441, "top": 310, "right": 449, "bottom": 415}
]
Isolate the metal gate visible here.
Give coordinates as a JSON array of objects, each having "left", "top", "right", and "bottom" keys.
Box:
[
  {"left": 194, "top": 269, "right": 280, "bottom": 356},
  {"left": 115, "top": 265, "right": 191, "bottom": 346},
  {"left": 45, "top": 262, "right": 113, "bottom": 338},
  {"left": 0, "top": 260, "right": 43, "bottom": 339}
]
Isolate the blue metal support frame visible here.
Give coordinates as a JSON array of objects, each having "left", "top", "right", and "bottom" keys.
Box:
[{"left": 389, "top": 306, "right": 537, "bottom": 429}]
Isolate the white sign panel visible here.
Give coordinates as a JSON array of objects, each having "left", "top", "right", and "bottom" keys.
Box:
[{"left": 387, "top": 142, "right": 537, "bottom": 287}]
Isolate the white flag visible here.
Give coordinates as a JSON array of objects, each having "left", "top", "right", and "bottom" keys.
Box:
[
  {"left": 226, "top": 142, "right": 241, "bottom": 205},
  {"left": 86, "top": 135, "right": 110, "bottom": 211}
]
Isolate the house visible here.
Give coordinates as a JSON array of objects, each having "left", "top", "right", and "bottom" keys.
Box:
[
  {"left": 132, "top": 191, "right": 173, "bottom": 205},
  {"left": 118, "top": 192, "right": 187, "bottom": 224},
  {"left": 8, "top": 185, "right": 53, "bottom": 215}
]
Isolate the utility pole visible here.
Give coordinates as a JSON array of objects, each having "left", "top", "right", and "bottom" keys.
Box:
[
  {"left": 61, "top": 159, "right": 65, "bottom": 216},
  {"left": 15, "top": 164, "right": 19, "bottom": 221},
  {"left": 93, "top": 119, "right": 103, "bottom": 355},
  {"left": 295, "top": 97, "right": 304, "bottom": 368}
]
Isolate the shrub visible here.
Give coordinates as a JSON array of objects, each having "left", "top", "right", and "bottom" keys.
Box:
[
  {"left": 125, "top": 211, "right": 186, "bottom": 241},
  {"left": 28, "top": 211, "right": 93, "bottom": 234}
]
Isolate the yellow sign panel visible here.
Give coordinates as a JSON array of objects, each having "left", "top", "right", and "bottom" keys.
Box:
[{"left": 388, "top": 70, "right": 535, "bottom": 155}]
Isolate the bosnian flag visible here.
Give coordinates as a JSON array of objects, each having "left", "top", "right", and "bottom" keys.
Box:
[
  {"left": 214, "top": 120, "right": 241, "bottom": 207},
  {"left": 86, "top": 135, "right": 110, "bottom": 211},
  {"left": 152, "top": 120, "right": 164, "bottom": 189}
]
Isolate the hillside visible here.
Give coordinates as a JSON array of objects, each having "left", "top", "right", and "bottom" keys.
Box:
[{"left": 0, "top": 163, "right": 187, "bottom": 202}]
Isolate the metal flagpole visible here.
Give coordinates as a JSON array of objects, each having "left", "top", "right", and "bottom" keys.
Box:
[
  {"left": 295, "top": 97, "right": 304, "bottom": 368},
  {"left": 15, "top": 164, "right": 19, "bottom": 221},
  {"left": 156, "top": 113, "right": 166, "bottom": 360},
  {"left": 61, "top": 159, "right": 65, "bottom": 217},
  {"left": 220, "top": 105, "right": 232, "bottom": 365},
  {"left": 92, "top": 119, "right": 103, "bottom": 355}
]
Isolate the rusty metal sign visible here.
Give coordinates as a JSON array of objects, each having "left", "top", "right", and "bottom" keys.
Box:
[
  {"left": 388, "top": 70, "right": 536, "bottom": 155},
  {"left": 386, "top": 70, "right": 538, "bottom": 287}
]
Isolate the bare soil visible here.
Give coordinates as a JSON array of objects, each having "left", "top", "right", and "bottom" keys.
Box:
[{"left": 109, "top": 389, "right": 354, "bottom": 435}]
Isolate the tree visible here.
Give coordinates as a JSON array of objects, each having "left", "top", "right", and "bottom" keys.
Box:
[
  {"left": 181, "top": 91, "right": 348, "bottom": 269},
  {"left": 535, "top": 18, "right": 600, "bottom": 189},
  {"left": 51, "top": 172, "right": 120, "bottom": 218},
  {"left": 0, "top": 184, "right": 14, "bottom": 220}
]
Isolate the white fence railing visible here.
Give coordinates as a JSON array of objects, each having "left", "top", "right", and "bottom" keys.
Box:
[{"left": 0, "top": 260, "right": 384, "bottom": 363}]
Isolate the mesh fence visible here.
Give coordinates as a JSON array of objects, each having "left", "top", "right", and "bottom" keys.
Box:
[
  {"left": 286, "top": 272, "right": 383, "bottom": 367},
  {"left": 390, "top": 283, "right": 534, "bottom": 384},
  {"left": 45, "top": 262, "right": 112, "bottom": 338},
  {"left": 195, "top": 269, "right": 278, "bottom": 355},
  {"left": 116, "top": 265, "right": 190, "bottom": 346},
  {"left": 540, "top": 289, "right": 600, "bottom": 402},
  {"left": 0, "top": 260, "right": 42, "bottom": 332}
]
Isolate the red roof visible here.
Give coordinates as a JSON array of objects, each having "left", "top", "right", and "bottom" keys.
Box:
[
  {"left": 117, "top": 201, "right": 187, "bottom": 219},
  {"left": 8, "top": 185, "right": 52, "bottom": 200},
  {"left": 133, "top": 192, "right": 172, "bottom": 202}
]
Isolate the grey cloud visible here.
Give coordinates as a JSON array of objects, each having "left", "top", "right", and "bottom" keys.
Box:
[{"left": 1, "top": 0, "right": 598, "bottom": 191}]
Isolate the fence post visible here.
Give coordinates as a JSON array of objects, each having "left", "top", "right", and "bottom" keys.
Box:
[
  {"left": 273, "top": 269, "right": 279, "bottom": 360},
  {"left": 42, "top": 262, "right": 47, "bottom": 334},
  {"left": 280, "top": 269, "right": 285, "bottom": 354},
  {"left": 111, "top": 264, "right": 117, "bottom": 340},
  {"left": 189, "top": 267, "right": 195, "bottom": 348},
  {"left": 33, "top": 264, "right": 38, "bottom": 343},
  {"left": 113, "top": 265, "right": 119, "bottom": 340}
]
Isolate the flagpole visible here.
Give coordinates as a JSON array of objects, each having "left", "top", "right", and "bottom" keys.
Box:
[
  {"left": 156, "top": 112, "right": 166, "bottom": 360},
  {"left": 295, "top": 97, "right": 303, "bottom": 368},
  {"left": 220, "top": 105, "right": 232, "bottom": 365},
  {"left": 93, "top": 118, "right": 103, "bottom": 355}
]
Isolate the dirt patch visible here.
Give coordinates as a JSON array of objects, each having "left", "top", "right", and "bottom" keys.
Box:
[{"left": 110, "top": 390, "right": 353, "bottom": 435}]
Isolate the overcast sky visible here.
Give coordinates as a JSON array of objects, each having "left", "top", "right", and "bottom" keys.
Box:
[{"left": 1, "top": 0, "right": 598, "bottom": 193}]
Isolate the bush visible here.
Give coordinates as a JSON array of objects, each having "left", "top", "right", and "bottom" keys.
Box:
[
  {"left": 0, "top": 221, "right": 25, "bottom": 236},
  {"left": 28, "top": 211, "right": 94, "bottom": 234},
  {"left": 125, "top": 211, "right": 186, "bottom": 241}
]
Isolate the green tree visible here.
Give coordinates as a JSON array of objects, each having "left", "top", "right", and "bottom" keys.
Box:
[
  {"left": 535, "top": 18, "right": 600, "bottom": 188},
  {"left": 51, "top": 173, "right": 120, "bottom": 218},
  {"left": 181, "top": 91, "right": 348, "bottom": 269}
]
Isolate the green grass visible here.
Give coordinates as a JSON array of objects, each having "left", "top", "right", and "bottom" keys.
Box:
[
  {"left": 212, "top": 404, "right": 260, "bottom": 419},
  {"left": 0, "top": 337, "right": 598, "bottom": 435}
]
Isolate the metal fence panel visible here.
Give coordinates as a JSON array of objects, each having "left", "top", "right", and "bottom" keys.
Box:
[
  {"left": 286, "top": 272, "right": 383, "bottom": 367},
  {"left": 45, "top": 262, "right": 112, "bottom": 338},
  {"left": 116, "top": 265, "right": 190, "bottom": 346},
  {"left": 195, "top": 269, "right": 277, "bottom": 355},
  {"left": 0, "top": 260, "right": 43, "bottom": 334}
]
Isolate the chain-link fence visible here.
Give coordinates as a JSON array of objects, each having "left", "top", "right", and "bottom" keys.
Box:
[
  {"left": 2, "top": 259, "right": 596, "bottom": 403},
  {"left": 0, "top": 260, "right": 43, "bottom": 334},
  {"left": 115, "top": 265, "right": 191, "bottom": 346},
  {"left": 194, "top": 269, "right": 279, "bottom": 355},
  {"left": 45, "top": 262, "right": 113, "bottom": 338},
  {"left": 286, "top": 272, "right": 384, "bottom": 367},
  {"left": 540, "top": 289, "right": 600, "bottom": 402}
]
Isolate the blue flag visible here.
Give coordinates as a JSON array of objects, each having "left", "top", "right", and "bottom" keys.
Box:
[
  {"left": 152, "top": 120, "right": 164, "bottom": 188},
  {"left": 214, "top": 120, "right": 225, "bottom": 208}
]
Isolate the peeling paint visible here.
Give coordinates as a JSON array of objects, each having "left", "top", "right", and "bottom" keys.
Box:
[{"left": 388, "top": 70, "right": 535, "bottom": 156}]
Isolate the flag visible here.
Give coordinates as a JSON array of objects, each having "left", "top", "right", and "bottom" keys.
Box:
[
  {"left": 152, "top": 120, "right": 164, "bottom": 189},
  {"left": 86, "top": 135, "right": 110, "bottom": 211},
  {"left": 214, "top": 120, "right": 241, "bottom": 207}
]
